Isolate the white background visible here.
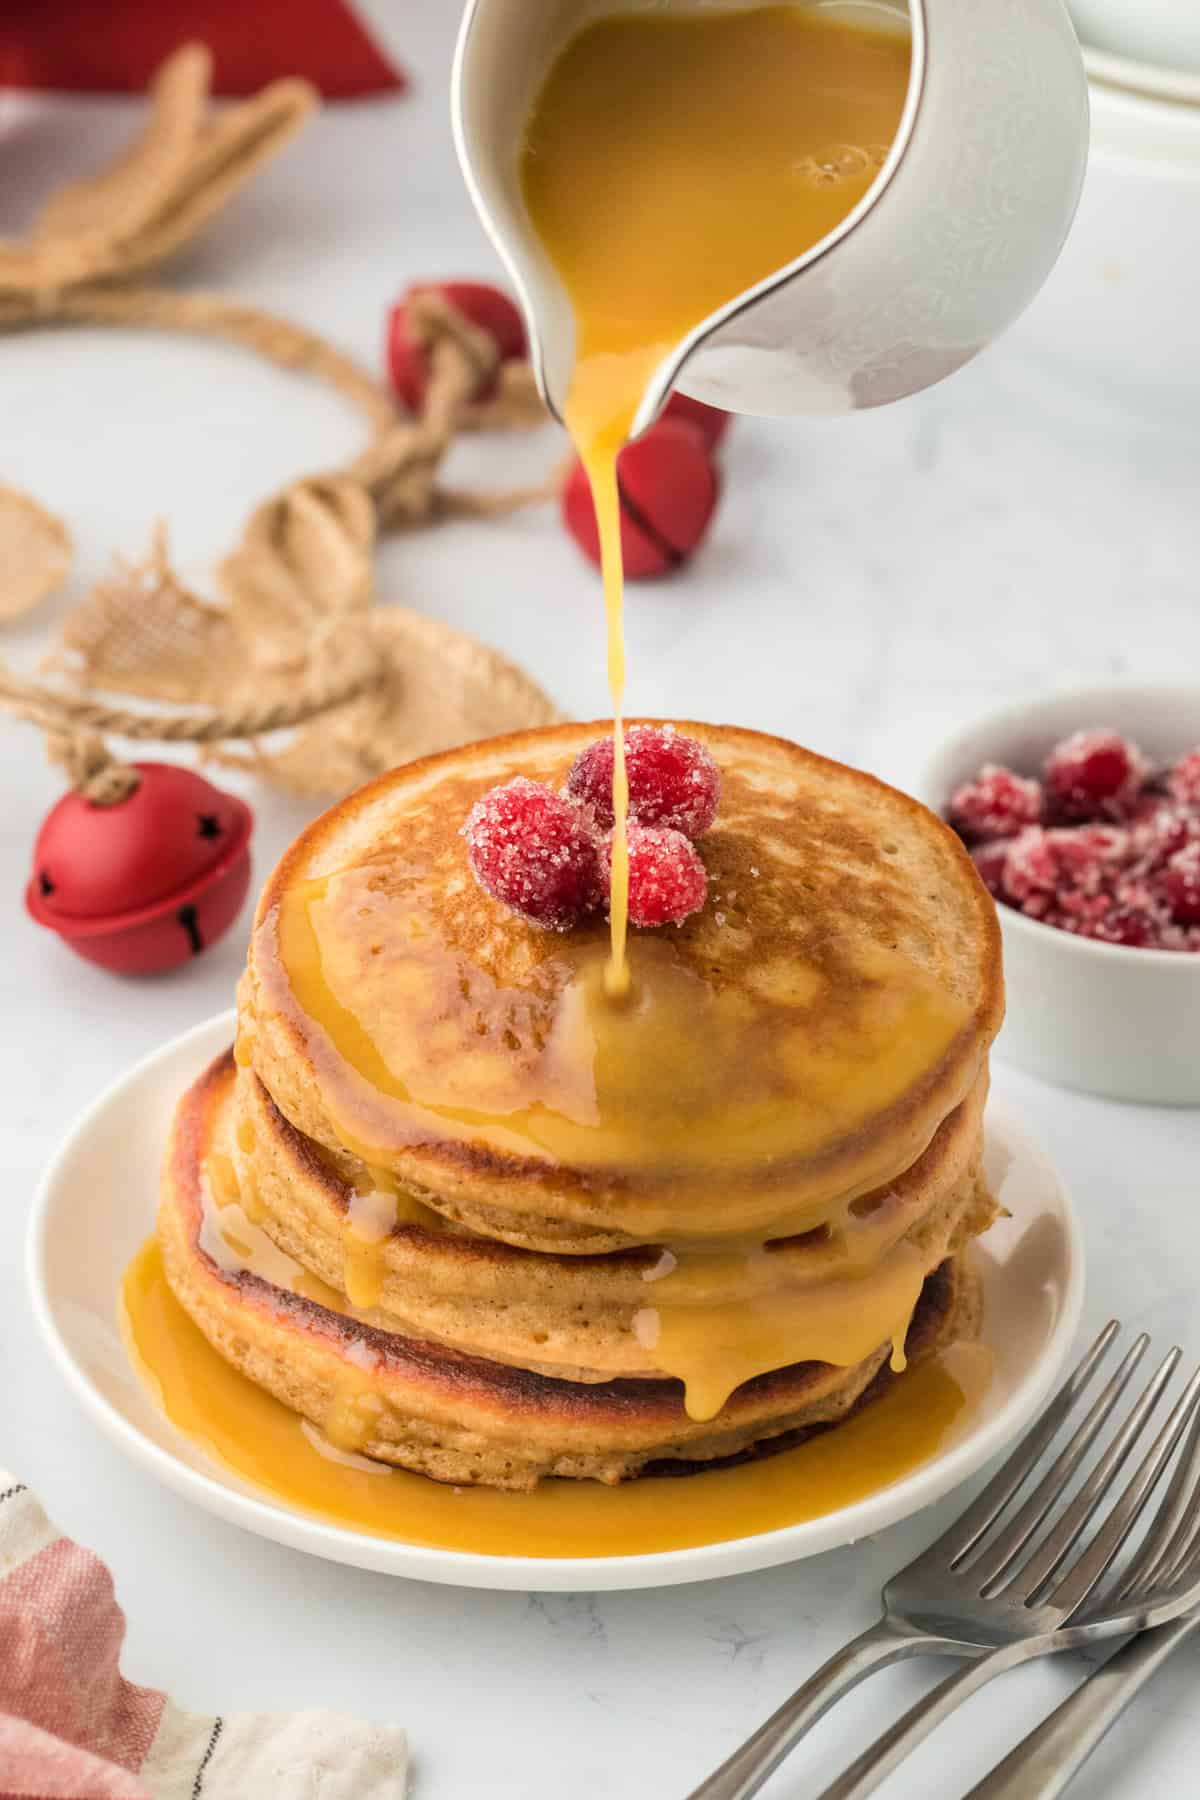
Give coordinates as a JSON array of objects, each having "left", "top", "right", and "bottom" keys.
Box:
[{"left": 3, "top": 7, "right": 1200, "bottom": 1795}]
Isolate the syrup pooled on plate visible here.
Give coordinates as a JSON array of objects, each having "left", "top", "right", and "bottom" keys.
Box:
[
  {"left": 121, "top": 1236, "right": 989, "bottom": 1557},
  {"left": 521, "top": 4, "right": 911, "bottom": 991}
]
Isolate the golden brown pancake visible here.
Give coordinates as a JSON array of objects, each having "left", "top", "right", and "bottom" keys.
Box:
[
  {"left": 240, "top": 721, "right": 1003, "bottom": 1249},
  {"left": 229, "top": 1055, "right": 995, "bottom": 1383},
  {"left": 160, "top": 1052, "right": 982, "bottom": 1490}
]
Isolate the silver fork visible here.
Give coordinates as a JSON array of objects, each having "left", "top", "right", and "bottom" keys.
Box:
[
  {"left": 966, "top": 1408, "right": 1200, "bottom": 1799},
  {"left": 816, "top": 1346, "right": 1200, "bottom": 1798},
  {"left": 686, "top": 1323, "right": 1200, "bottom": 1800}
]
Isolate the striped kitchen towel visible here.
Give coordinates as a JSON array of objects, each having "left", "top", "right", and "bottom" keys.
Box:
[{"left": 0, "top": 1473, "right": 406, "bottom": 1799}]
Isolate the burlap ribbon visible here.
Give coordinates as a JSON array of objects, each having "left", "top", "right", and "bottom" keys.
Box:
[{"left": 0, "top": 45, "right": 562, "bottom": 801}]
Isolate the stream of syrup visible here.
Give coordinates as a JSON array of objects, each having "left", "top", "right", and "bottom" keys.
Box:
[{"left": 521, "top": 5, "right": 911, "bottom": 993}]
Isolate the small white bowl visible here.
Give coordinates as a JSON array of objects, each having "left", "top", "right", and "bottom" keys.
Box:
[{"left": 918, "top": 686, "right": 1200, "bottom": 1106}]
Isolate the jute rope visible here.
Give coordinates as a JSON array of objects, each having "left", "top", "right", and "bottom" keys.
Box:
[
  {"left": 0, "top": 44, "right": 563, "bottom": 805},
  {"left": 0, "top": 623, "right": 382, "bottom": 802}
]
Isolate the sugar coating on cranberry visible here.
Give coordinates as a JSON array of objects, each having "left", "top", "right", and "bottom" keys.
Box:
[
  {"left": 1167, "top": 750, "right": 1200, "bottom": 811},
  {"left": 1044, "top": 729, "right": 1147, "bottom": 821},
  {"left": 1081, "top": 904, "right": 1155, "bottom": 948},
  {"left": 1164, "top": 842, "right": 1200, "bottom": 925},
  {"left": 566, "top": 726, "right": 720, "bottom": 839},
  {"left": 1131, "top": 798, "right": 1200, "bottom": 864},
  {"left": 1001, "top": 825, "right": 1125, "bottom": 906},
  {"left": 462, "top": 778, "right": 601, "bottom": 930},
  {"left": 949, "top": 764, "right": 1043, "bottom": 842},
  {"left": 605, "top": 823, "right": 707, "bottom": 928},
  {"left": 971, "top": 842, "right": 1009, "bottom": 898}
]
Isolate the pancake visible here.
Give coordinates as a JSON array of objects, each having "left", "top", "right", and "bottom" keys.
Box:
[
  {"left": 160, "top": 1050, "right": 982, "bottom": 1490},
  {"left": 240, "top": 721, "right": 1003, "bottom": 1250},
  {"left": 229, "top": 1055, "right": 995, "bottom": 1384}
]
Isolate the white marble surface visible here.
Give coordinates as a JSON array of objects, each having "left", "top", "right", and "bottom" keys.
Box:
[{"left": 4, "top": 10, "right": 1200, "bottom": 1796}]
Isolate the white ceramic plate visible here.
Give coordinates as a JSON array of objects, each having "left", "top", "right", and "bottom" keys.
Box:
[{"left": 28, "top": 1012, "right": 1085, "bottom": 1592}]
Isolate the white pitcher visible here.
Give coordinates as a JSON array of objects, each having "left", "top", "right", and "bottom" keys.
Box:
[{"left": 452, "top": 0, "right": 1089, "bottom": 433}]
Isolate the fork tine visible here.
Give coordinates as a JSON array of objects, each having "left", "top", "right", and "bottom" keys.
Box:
[
  {"left": 987, "top": 1345, "right": 1181, "bottom": 1604},
  {"left": 966, "top": 1333, "right": 1149, "bottom": 1589},
  {"left": 1044, "top": 1364, "right": 1200, "bottom": 1615},
  {"left": 1110, "top": 1401, "right": 1200, "bottom": 1601},
  {"left": 1164, "top": 1509, "right": 1200, "bottom": 1593},
  {"left": 1135, "top": 1409, "right": 1200, "bottom": 1595},
  {"left": 936, "top": 1321, "right": 1122, "bottom": 1569}
]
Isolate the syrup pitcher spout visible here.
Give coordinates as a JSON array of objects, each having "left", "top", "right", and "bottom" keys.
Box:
[{"left": 452, "top": 0, "right": 1088, "bottom": 426}]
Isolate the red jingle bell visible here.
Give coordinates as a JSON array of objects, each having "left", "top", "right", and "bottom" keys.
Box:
[
  {"left": 562, "top": 419, "right": 720, "bottom": 580},
  {"left": 386, "top": 280, "right": 527, "bottom": 412},
  {"left": 26, "top": 762, "right": 253, "bottom": 975},
  {"left": 662, "top": 390, "right": 732, "bottom": 453}
]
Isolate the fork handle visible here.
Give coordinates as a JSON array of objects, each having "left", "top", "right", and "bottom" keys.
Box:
[
  {"left": 817, "top": 1638, "right": 1040, "bottom": 1800},
  {"left": 684, "top": 1620, "right": 960, "bottom": 1800},
  {"left": 966, "top": 1610, "right": 1200, "bottom": 1799}
]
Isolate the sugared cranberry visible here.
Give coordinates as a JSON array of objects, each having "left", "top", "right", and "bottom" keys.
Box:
[
  {"left": 566, "top": 725, "right": 721, "bottom": 839},
  {"left": 462, "top": 778, "right": 601, "bottom": 929},
  {"left": 1007, "top": 824, "right": 1115, "bottom": 900},
  {"left": 386, "top": 281, "right": 527, "bottom": 412},
  {"left": 1164, "top": 842, "right": 1200, "bottom": 925},
  {"left": 606, "top": 823, "right": 707, "bottom": 928},
  {"left": 1167, "top": 750, "right": 1200, "bottom": 811},
  {"left": 1002, "top": 826, "right": 1124, "bottom": 906},
  {"left": 1044, "top": 729, "right": 1147, "bottom": 821},
  {"left": 949, "top": 764, "right": 1043, "bottom": 842},
  {"left": 1086, "top": 903, "right": 1155, "bottom": 947},
  {"left": 1055, "top": 825, "right": 1128, "bottom": 885},
  {"left": 971, "top": 841, "right": 1009, "bottom": 898},
  {"left": 1131, "top": 799, "right": 1200, "bottom": 865},
  {"left": 1000, "top": 828, "right": 1054, "bottom": 904}
]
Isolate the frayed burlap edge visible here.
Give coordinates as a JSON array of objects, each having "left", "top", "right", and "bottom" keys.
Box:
[{"left": 1, "top": 45, "right": 564, "bottom": 802}]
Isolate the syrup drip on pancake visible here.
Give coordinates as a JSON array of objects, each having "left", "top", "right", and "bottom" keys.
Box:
[
  {"left": 343, "top": 1167, "right": 443, "bottom": 1311},
  {"left": 200, "top": 1146, "right": 420, "bottom": 1446},
  {"left": 268, "top": 854, "right": 973, "bottom": 1416},
  {"left": 200, "top": 1155, "right": 342, "bottom": 1308},
  {"left": 521, "top": 6, "right": 910, "bottom": 995},
  {"left": 267, "top": 866, "right": 971, "bottom": 1230},
  {"left": 211, "top": 1103, "right": 945, "bottom": 1424},
  {"left": 635, "top": 1241, "right": 926, "bottom": 1422}
]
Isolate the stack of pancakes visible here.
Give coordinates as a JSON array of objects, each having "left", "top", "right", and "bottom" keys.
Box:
[{"left": 159, "top": 723, "right": 1004, "bottom": 1492}]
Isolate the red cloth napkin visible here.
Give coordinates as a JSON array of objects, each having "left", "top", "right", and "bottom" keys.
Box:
[
  {"left": 0, "top": 1472, "right": 407, "bottom": 1799},
  {"left": 0, "top": 0, "right": 405, "bottom": 98}
]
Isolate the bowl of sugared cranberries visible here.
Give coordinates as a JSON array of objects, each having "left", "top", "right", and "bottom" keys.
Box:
[{"left": 920, "top": 687, "right": 1200, "bottom": 1104}]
